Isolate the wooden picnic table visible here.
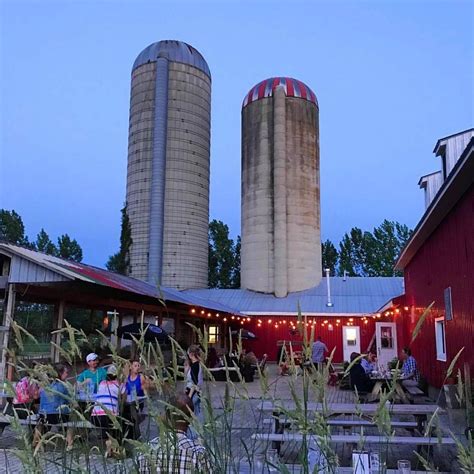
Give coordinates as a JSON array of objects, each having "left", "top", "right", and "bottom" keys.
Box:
[{"left": 368, "top": 373, "right": 410, "bottom": 404}]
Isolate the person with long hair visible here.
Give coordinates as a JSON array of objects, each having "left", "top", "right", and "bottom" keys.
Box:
[
  {"left": 91, "top": 365, "right": 125, "bottom": 456},
  {"left": 34, "top": 363, "right": 74, "bottom": 450},
  {"left": 185, "top": 345, "right": 203, "bottom": 421}
]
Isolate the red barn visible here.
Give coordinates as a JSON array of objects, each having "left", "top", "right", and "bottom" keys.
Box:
[{"left": 395, "top": 129, "right": 474, "bottom": 389}]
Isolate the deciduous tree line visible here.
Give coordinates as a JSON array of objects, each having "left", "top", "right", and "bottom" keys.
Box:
[{"left": 322, "top": 220, "right": 412, "bottom": 277}]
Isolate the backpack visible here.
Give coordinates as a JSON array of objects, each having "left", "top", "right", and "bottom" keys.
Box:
[{"left": 14, "top": 377, "right": 34, "bottom": 404}]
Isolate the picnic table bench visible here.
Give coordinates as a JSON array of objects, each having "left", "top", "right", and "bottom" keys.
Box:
[
  {"left": 252, "top": 432, "right": 456, "bottom": 446},
  {"left": 259, "top": 401, "right": 441, "bottom": 435}
]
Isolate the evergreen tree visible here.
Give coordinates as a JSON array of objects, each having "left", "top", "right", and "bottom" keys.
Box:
[
  {"left": 208, "top": 220, "right": 238, "bottom": 288},
  {"left": 106, "top": 205, "right": 132, "bottom": 275},
  {"left": 0, "top": 209, "right": 30, "bottom": 246},
  {"left": 231, "top": 235, "right": 241, "bottom": 288},
  {"left": 321, "top": 239, "right": 338, "bottom": 276},
  {"left": 57, "top": 234, "right": 83, "bottom": 262},
  {"left": 35, "top": 228, "right": 57, "bottom": 255}
]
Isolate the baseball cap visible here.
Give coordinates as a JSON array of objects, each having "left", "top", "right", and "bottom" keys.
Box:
[
  {"left": 107, "top": 365, "right": 117, "bottom": 376},
  {"left": 86, "top": 353, "right": 99, "bottom": 363}
]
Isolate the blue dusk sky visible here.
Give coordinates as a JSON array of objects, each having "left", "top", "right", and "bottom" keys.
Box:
[{"left": 0, "top": 0, "right": 472, "bottom": 267}]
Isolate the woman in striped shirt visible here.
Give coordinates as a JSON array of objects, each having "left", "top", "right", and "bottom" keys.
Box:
[{"left": 91, "top": 365, "right": 125, "bottom": 454}]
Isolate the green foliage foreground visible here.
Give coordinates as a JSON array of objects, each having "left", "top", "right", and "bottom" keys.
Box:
[{"left": 1, "top": 313, "right": 472, "bottom": 473}]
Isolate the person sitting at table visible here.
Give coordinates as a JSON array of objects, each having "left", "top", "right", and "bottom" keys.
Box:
[
  {"left": 138, "top": 393, "right": 212, "bottom": 473},
  {"left": 76, "top": 353, "right": 107, "bottom": 394},
  {"left": 400, "top": 347, "right": 420, "bottom": 388},
  {"left": 34, "top": 363, "right": 74, "bottom": 450},
  {"left": 12, "top": 360, "right": 40, "bottom": 419},
  {"left": 123, "top": 359, "right": 148, "bottom": 440},
  {"left": 361, "top": 353, "right": 376, "bottom": 374},
  {"left": 91, "top": 365, "right": 125, "bottom": 455},
  {"left": 349, "top": 352, "right": 375, "bottom": 394}
]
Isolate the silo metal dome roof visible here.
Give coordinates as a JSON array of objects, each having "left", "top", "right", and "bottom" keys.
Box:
[
  {"left": 243, "top": 77, "right": 317, "bottom": 108},
  {"left": 133, "top": 40, "right": 211, "bottom": 78}
]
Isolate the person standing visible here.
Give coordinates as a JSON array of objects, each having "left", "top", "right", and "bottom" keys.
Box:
[
  {"left": 76, "top": 353, "right": 107, "bottom": 394},
  {"left": 185, "top": 345, "right": 203, "bottom": 421},
  {"left": 311, "top": 336, "right": 328, "bottom": 370},
  {"left": 123, "top": 359, "right": 147, "bottom": 440},
  {"left": 91, "top": 365, "right": 125, "bottom": 455}
]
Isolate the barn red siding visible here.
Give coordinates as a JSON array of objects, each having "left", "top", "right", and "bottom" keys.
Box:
[
  {"left": 402, "top": 183, "right": 474, "bottom": 388},
  {"left": 242, "top": 316, "right": 378, "bottom": 363}
]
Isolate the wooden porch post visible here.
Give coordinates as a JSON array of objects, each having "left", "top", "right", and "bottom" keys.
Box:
[
  {"left": 51, "top": 300, "right": 65, "bottom": 363},
  {"left": 0, "top": 284, "right": 16, "bottom": 383}
]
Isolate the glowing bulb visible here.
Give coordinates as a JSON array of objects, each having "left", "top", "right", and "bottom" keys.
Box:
[
  {"left": 191, "top": 308, "right": 196, "bottom": 314},
  {"left": 223, "top": 317, "right": 227, "bottom": 322},
  {"left": 268, "top": 319, "right": 272, "bottom": 324},
  {"left": 201, "top": 310, "right": 205, "bottom": 315}
]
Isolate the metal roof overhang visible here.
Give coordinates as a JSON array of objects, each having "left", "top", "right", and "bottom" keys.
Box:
[{"left": 395, "top": 139, "right": 474, "bottom": 270}]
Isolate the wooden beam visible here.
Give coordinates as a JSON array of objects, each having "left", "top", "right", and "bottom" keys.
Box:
[
  {"left": 0, "top": 284, "right": 16, "bottom": 382},
  {"left": 51, "top": 301, "right": 65, "bottom": 363}
]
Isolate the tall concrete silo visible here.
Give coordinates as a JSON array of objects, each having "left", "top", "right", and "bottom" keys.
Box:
[
  {"left": 126, "top": 40, "right": 211, "bottom": 289},
  {"left": 241, "top": 77, "right": 321, "bottom": 297}
]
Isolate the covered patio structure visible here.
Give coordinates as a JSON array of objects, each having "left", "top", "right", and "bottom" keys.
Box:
[{"left": 0, "top": 243, "right": 243, "bottom": 382}]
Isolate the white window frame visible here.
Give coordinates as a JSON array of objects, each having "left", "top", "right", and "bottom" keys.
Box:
[{"left": 434, "top": 317, "right": 447, "bottom": 362}]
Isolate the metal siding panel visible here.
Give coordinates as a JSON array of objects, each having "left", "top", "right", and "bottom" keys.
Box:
[{"left": 147, "top": 57, "right": 168, "bottom": 284}]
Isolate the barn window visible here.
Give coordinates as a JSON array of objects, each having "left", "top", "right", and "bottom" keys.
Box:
[
  {"left": 208, "top": 325, "right": 219, "bottom": 344},
  {"left": 435, "top": 317, "right": 447, "bottom": 362}
]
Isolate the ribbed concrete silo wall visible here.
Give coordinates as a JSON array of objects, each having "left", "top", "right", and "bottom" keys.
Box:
[
  {"left": 241, "top": 100, "right": 275, "bottom": 293},
  {"left": 125, "top": 41, "right": 211, "bottom": 290},
  {"left": 126, "top": 62, "right": 157, "bottom": 281},
  {"left": 285, "top": 98, "right": 320, "bottom": 293},
  {"left": 161, "top": 63, "right": 211, "bottom": 289},
  {"left": 241, "top": 79, "right": 321, "bottom": 297}
]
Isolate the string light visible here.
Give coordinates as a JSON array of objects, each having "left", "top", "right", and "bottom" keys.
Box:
[
  {"left": 207, "top": 312, "right": 211, "bottom": 317},
  {"left": 404, "top": 306, "right": 409, "bottom": 311},
  {"left": 247, "top": 317, "right": 251, "bottom": 321},
  {"left": 223, "top": 317, "right": 227, "bottom": 322},
  {"left": 268, "top": 319, "right": 272, "bottom": 324},
  {"left": 191, "top": 308, "right": 196, "bottom": 314},
  {"left": 231, "top": 316, "right": 235, "bottom": 320},
  {"left": 216, "top": 313, "right": 220, "bottom": 317},
  {"left": 201, "top": 310, "right": 205, "bottom": 315},
  {"left": 336, "top": 319, "right": 341, "bottom": 324}
]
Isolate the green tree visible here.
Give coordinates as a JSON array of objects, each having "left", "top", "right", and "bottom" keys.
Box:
[
  {"left": 57, "top": 234, "right": 83, "bottom": 262},
  {"left": 338, "top": 227, "right": 375, "bottom": 276},
  {"left": 369, "top": 220, "right": 412, "bottom": 276},
  {"left": 35, "top": 228, "right": 57, "bottom": 255},
  {"left": 231, "top": 235, "right": 241, "bottom": 288},
  {"left": 106, "top": 205, "right": 132, "bottom": 275},
  {"left": 208, "top": 220, "right": 239, "bottom": 289},
  {"left": 0, "top": 209, "right": 30, "bottom": 246},
  {"left": 321, "top": 239, "right": 338, "bottom": 276}
]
